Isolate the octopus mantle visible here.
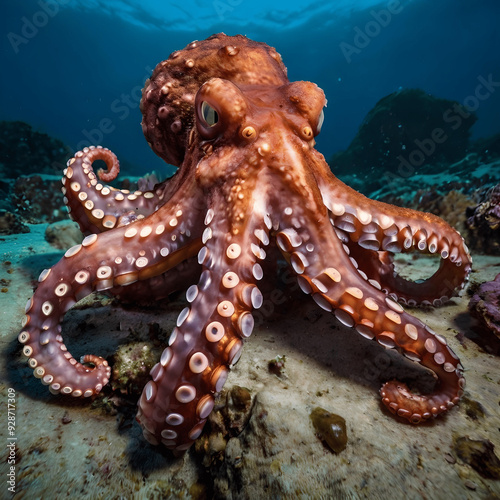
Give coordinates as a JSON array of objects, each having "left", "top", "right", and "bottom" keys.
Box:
[{"left": 19, "top": 34, "right": 471, "bottom": 453}]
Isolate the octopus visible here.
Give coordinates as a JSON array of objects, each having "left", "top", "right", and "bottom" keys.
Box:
[{"left": 19, "top": 34, "right": 472, "bottom": 453}]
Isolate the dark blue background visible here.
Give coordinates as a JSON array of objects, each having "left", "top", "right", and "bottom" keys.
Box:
[{"left": 1, "top": 0, "right": 499, "bottom": 175}]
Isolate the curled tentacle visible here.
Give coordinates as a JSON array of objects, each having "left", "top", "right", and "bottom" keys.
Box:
[
  {"left": 140, "top": 34, "right": 287, "bottom": 167},
  {"left": 20, "top": 195, "right": 203, "bottom": 397},
  {"left": 345, "top": 242, "right": 469, "bottom": 307},
  {"left": 137, "top": 205, "right": 269, "bottom": 451},
  {"left": 314, "top": 154, "right": 472, "bottom": 305},
  {"left": 275, "top": 196, "right": 464, "bottom": 424},
  {"left": 63, "top": 147, "right": 170, "bottom": 235},
  {"left": 95, "top": 147, "right": 120, "bottom": 182}
]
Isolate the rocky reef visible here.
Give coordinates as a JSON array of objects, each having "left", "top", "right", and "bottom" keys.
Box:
[
  {"left": 330, "top": 88, "right": 477, "bottom": 192},
  {"left": 469, "top": 273, "right": 500, "bottom": 340},
  {"left": 326, "top": 88, "right": 500, "bottom": 255},
  {"left": 0, "top": 121, "right": 71, "bottom": 179},
  {"left": 0, "top": 121, "right": 149, "bottom": 236},
  {"left": 0, "top": 121, "right": 70, "bottom": 234},
  {"left": 473, "top": 132, "right": 500, "bottom": 163}
]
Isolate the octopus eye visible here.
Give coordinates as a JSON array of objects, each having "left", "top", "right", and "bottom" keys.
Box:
[
  {"left": 201, "top": 101, "right": 219, "bottom": 127},
  {"left": 317, "top": 109, "right": 325, "bottom": 133}
]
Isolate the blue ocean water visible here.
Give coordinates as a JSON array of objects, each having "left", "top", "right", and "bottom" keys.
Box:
[
  {"left": 1, "top": 0, "right": 499, "bottom": 176},
  {"left": 2, "top": 4, "right": 500, "bottom": 498}
]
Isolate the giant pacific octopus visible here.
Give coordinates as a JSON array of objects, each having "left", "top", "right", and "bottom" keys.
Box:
[{"left": 19, "top": 34, "right": 472, "bottom": 452}]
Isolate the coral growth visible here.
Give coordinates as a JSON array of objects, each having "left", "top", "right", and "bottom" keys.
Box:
[
  {"left": 466, "top": 184, "right": 500, "bottom": 254},
  {"left": 111, "top": 342, "right": 159, "bottom": 396},
  {"left": 0, "top": 210, "right": 29, "bottom": 235},
  {"left": 411, "top": 189, "right": 472, "bottom": 235},
  {"left": 11, "top": 175, "right": 67, "bottom": 224},
  {"left": 195, "top": 386, "right": 253, "bottom": 468}
]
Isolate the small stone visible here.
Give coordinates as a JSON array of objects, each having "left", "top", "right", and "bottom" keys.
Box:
[
  {"left": 61, "top": 412, "right": 72, "bottom": 424},
  {"left": 310, "top": 406, "right": 348, "bottom": 454},
  {"left": 268, "top": 355, "right": 286, "bottom": 376},
  {"left": 45, "top": 220, "right": 82, "bottom": 249},
  {"left": 464, "top": 479, "right": 477, "bottom": 490}
]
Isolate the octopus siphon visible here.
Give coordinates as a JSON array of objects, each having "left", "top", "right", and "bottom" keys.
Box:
[{"left": 19, "top": 34, "right": 472, "bottom": 453}]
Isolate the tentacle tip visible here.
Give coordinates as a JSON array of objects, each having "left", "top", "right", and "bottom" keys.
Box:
[
  {"left": 379, "top": 379, "right": 461, "bottom": 425},
  {"left": 95, "top": 151, "right": 120, "bottom": 182},
  {"left": 97, "top": 167, "right": 112, "bottom": 182}
]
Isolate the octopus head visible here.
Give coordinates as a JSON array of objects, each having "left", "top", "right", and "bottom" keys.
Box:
[
  {"left": 140, "top": 33, "right": 290, "bottom": 168},
  {"left": 193, "top": 76, "right": 327, "bottom": 185}
]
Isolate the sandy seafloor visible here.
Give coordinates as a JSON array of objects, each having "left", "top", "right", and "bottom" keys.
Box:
[{"left": 0, "top": 222, "right": 499, "bottom": 500}]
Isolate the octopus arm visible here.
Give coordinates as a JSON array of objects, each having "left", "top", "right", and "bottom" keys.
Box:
[
  {"left": 63, "top": 147, "right": 172, "bottom": 235},
  {"left": 19, "top": 196, "right": 203, "bottom": 397},
  {"left": 137, "top": 201, "right": 269, "bottom": 452},
  {"left": 344, "top": 243, "right": 467, "bottom": 307},
  {"left": 312, "top": 153, "right": 472, "bottom": 305},
  {"left": 275, "top": 200, "right": 464, "bottom": 423}
]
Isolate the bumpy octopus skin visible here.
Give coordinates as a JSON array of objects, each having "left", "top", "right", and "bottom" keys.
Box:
[{"left": 19, "top": 34, "right": 472, "bottom": 452}]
